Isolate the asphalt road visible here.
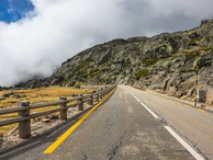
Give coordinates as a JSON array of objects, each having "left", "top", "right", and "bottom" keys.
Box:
[
  {"left": 123, "top": 85, "right": 213, "bottom": 160},
  {"left": 1, "top": 85, "right": 212, "bottom": 160}
]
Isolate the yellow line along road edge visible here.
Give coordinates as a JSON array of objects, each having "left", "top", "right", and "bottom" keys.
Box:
[
  {"left": 43, "top": 88, "right": 116, "bottom": 154},
  {"left": 150, "top": 90, "right": 206, "bottom": 112}
]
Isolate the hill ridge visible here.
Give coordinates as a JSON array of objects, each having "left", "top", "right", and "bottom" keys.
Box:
[{"left": 15, "top": 19, "right": 213, "bottom": 105}]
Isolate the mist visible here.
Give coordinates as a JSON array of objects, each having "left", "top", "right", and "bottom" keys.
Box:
[{"left": 0, "top": 0, "right": 213, "bottom": 86}]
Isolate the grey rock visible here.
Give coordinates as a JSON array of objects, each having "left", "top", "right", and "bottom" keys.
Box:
[
  {"left": 2, "top": 92, "right": 13, "bottom": 98},
  {"left": 201, "top": 19, "right": 213, "bottom": 25},
  {"left": 12, "top": 94, "right": 21, "bottom": 99},
  {"left": 13, "top": 20, "right": 213, "bottom": 104},
  {"left": 0, "top": 96, "right": 5, "bottom": 101}
]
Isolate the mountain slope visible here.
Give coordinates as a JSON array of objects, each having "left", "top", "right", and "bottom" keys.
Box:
[{"left": 15, "top": 19, "right": 213, "bottom": 105}]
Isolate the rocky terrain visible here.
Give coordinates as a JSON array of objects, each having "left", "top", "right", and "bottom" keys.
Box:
[
  {"left": 15, "top": 19, "right": 213, "bottom": 105},
  {"left": 0, "top": 86, "right": 8, "bottom": 91}
]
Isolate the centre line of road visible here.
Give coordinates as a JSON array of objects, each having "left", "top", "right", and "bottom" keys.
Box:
[
  {"left": 140, "top": 101, "right": 159, "bottom": 119},
  {"left": 129, "top": 92, "right": 158, "bottom": 119},
  {"left": 122, "top": 90, "right": 134, "bottom": 113},
  {"left": 130, "top": 93, "right": 140, "bottom": 102},
  {"left": 164, "top": 126, "right": 205, "bottom": 160},
  {"left": 43, "top": 88, "right": 116, "bottom": 154}
]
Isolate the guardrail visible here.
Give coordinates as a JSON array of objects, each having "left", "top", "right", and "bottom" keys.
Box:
[{"left": 0, "top": 86, "right": 115, "bottom": 138}]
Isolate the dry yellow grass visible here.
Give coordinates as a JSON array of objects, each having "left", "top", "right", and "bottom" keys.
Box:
[{"left": 0, "top": 86, "right": 93, "bottom": 135}]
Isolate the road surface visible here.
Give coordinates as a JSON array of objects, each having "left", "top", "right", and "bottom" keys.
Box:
[{"left": 0, "top": 85, "right": 212, "bottom": 160}]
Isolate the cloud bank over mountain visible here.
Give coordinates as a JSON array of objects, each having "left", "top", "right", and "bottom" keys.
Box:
[{"left": 0, "top": 0, "right": 212, "bottom": 86}]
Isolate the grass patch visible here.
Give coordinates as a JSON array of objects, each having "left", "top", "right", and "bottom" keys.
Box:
[
  {"left": 0, "top": 86, "right": 93, "bottom": 135},
  {"left": 123, "top": 58, "right": 131, "bottom": 69},
  {"left": 182, "top": 49, "right": 199, "bottom": 59},
  {"left": 142, "top": 58, "right": 158, "bottom": 66},
  {"left": 133, "top": 69, "right": 149, "bottom": 80},
  {"left": 200, "top": 46, "right": 213, "bottom": 52},
  {"left": 180, "top": 69, "right": 196, "bottom": 73},
  {"left": 88, "top": 68, "right": 101, "bottom": 78}
]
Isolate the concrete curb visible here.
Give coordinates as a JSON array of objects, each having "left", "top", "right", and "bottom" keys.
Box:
[{"left": 146, "top": 90, "right": 213, "bottom": 113}]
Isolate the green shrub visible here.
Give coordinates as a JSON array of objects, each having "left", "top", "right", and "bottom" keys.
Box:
[
  {"left": 134, "top": 69, "right": 149, "bottom": 80},
  {"left": 89, "top": 68, "right": 100, "bottom": 77},
  {"left": 142, "top": 59, "right": 158, "bottom": 66},
  {"left": 123, "top": 58, "right": 131, "bottom": 68},
  {"left": 180, "top": 69, "right": 196, "bottom": 73}
]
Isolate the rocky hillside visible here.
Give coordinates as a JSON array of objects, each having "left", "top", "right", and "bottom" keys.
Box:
[{"left": 15, "top": 19, "right": 213, "bottom": 105}]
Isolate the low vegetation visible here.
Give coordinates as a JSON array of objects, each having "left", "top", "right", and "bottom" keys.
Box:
[
  {"left": 142, "top": 58, "right": 158, "bottom": 66},
  {"left": 133, "top": 69, "right": 149, "bottom": 80},
  {"left": 0, "top": 86, "right": 93, "bottom": 135}
]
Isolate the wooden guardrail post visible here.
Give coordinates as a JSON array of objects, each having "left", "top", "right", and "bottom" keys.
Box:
[
  {"left": 0, "top": 86, "right": 116, "bottom": 136},
  {"left": 102, "top": 89, "right": 105, "bottom": 97},
  {"left": 97, "top": 91, "right": 100, "bottom": 102},
  {"left": 0, "top": 133, "right": 3, "bottom": 149},
  {"left": 104, "top": 87, "right": 108, "bottom": 95},
  {"left": 78, "top": 94, "right": 83, "bottom": 111},
  {"left": 100, "top": 88, "right": 103, "bottom": 99},
  {"left": 18, "top": 100, "right": 30, "bottom": 138},
  {"left": 89, "top": 94, "right": 93, "bottom": 105},
  {"left": 60, "top": 96, "right": 67, "bottom": 120}
]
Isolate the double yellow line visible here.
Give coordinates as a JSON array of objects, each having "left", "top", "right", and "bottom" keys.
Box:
[{"left": 43, "top": 88, "right": 116, "bottom": 154}]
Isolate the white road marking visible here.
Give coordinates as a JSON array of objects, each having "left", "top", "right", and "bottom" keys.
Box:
[
  {"left": 129, "top": 92, "right": 158, "bottom": 119},
  {"left": 123, "top": 90, "right": 134, "bottom": 113},
  {"left": 130, "top": 93, "right": 141, "bottom": 102},
  {"left": 164, "top": 126, "right": 205, "bottom": 160},
  {"left": 127, "top": 88, "right": 206, "bottom": 160},
  {"left": 140, "top": 102, "right": 158, "bottom": 119}
]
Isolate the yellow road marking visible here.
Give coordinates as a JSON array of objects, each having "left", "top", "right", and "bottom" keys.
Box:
[
  {"left": 196, "top": 108, "right": 205, "bottom": 113},
  {"left": 183, "top": 104, "right": 206, "bottom": 112},
  {"left": 184, "top": 104, "right": 191, "bottom": 108},
  {"left": 143, "top": 88, "right": 206, "bottom": 113},
  {"left": 43, "top": 88, "right": 116, "bottom": 154}
]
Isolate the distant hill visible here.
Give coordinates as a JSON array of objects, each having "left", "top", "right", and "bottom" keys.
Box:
[{"left": 15, "top": 19, "right": 213, "bottom": 105}]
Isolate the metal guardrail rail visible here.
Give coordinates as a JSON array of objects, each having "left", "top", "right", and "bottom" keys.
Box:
[{"left": 0, "top": 86, "right": 115, "bottom": 138}]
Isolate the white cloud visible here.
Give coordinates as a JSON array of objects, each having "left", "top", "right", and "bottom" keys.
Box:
[
  {"left": 149, "top": 0, "right": 213, "bottom": 19},
  {"left": 0, "top": 0, "right": 213, "bottom": 86}
]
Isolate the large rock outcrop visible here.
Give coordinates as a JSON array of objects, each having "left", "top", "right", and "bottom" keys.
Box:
[{"left": 15, "top": 20, "right": 213, "bottom": 105}]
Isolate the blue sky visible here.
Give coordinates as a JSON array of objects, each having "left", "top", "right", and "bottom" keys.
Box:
[{"left": 0, "top": 0, "right": 34, "bottom": 23}]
